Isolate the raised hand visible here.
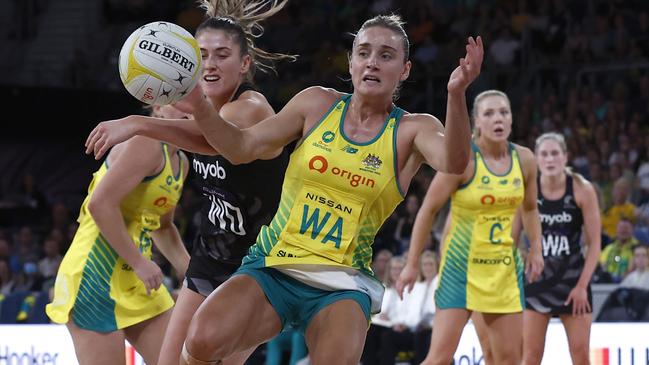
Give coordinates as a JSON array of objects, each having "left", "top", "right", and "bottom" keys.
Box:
[
  {"left": 85, "top": 117, "right": 137, "bottom": 160},
  {"left": 447, "top": 36, "right": 484, "bottom": 94}
]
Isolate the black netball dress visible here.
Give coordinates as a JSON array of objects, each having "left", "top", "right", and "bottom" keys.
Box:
[
  {"left": 525, "top": 174, "right": 592, "bottom": 314},
  {"left": 184, "top": 83, "right": 289, "bottom": 295}
]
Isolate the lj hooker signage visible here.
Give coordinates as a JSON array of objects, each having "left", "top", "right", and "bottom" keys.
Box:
[{"left": 0, "top": 325, "right": 144, "bottom": 365}]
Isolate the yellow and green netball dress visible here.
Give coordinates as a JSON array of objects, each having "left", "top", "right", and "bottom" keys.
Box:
[
  {"left": 46, "top": 143, "right": 184, "bottom": 332},
  {"left": 241, "top": 94, "right": 404, "bottom": 313},
  {"left": 436, "top": 142, "right": 525, "bottom": 313}
]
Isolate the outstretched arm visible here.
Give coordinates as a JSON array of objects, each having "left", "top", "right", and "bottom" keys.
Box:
[
  {"left": 86, "top": 116, "right": 216, "bottom": 159},
  {"left": 396, "top": 172, "right": 462, "bottom": 298},
  {"left": 86, "top": 92, "right": 277, "bottom": 159},
  {"left": 176, "top": 86, "right": 319, "bottom": 164},
  {"left": 414, "top": 36, "right": 483, "bottom": 174}
]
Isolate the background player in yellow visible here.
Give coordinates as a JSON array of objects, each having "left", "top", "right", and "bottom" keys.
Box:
[
  {"left": 46, "top": 105, "right": 190, "bottom": 365},
  {"left": 398, "top": 90, "right": 544, "bottom": 365}
]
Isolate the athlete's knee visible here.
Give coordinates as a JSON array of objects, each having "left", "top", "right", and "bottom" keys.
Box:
[{"left": 185, "top": 320, "right": 227, "bottom": 361}]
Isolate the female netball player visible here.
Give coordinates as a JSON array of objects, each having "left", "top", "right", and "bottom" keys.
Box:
[
  {"left": 522, "top": 132, "right": 601, "bottom": 365},
  {"left": 397, "top": 90, "right": 545, "bottom": 365},
  {"left": 46, "top": 104, "right": 190, "bottom": 365},
  {"left": 85, "top": 1, "right": 295, "bottom": 364},
  {"left": 88, "top": 13, "right": 483, "bottom": 365}
]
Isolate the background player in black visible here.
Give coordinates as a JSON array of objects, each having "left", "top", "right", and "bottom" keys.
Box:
[
  {"left": 84, "top": 1, "right": 295, "bottom": 364},
  {"left": 521, "top": 132, "right": 601, "bottom": 365}
]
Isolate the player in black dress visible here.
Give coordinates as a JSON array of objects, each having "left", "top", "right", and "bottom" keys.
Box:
[{"left": 522, "top": 132, "right": 601, "bottom": 365}]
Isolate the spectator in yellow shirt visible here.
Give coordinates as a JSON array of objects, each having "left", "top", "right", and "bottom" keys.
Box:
[{"left": 602, "top": 178, "right": 637, "bottom": 238}]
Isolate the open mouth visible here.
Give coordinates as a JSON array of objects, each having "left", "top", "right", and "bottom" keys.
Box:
[
  {"left": 203, "top": 75, "right": 221, "bottom": 83},
  {"left": 494, "top": 126, "right": 505, "bottom": 135},
  {"left": 362, "top": 75, "right": 381, "bottom": 84}
]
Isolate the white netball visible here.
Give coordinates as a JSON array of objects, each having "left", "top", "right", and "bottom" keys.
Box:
[{"left": 118, "top": 21, "right": 201, "bottom": 105}]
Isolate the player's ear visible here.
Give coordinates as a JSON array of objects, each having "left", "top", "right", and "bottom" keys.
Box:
[
  {"left": 400, "top": 60, "right": 411, "bottom": 82},
  {"left": 240, "top": 54, "right": 252, "bottom": 74}
]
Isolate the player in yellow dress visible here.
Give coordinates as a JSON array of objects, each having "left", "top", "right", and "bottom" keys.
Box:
[
  {"left": 46, "top": 105, "right": 190, "bottom": 365},
  {"left": 398, "top": 90, "right": 544, "bottom": 365},
  {"left": 177, "top": 16, "right": 482, "bottom": 365}
]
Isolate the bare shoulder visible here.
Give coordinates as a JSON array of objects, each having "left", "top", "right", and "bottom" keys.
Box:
[
  {"left": 511, "top": 144, "right": 537, "bottom": 183},
  {"left": 573, "top": 173, "right": 596, "bottom": 197},
  {"left": 294, "top": 86, "right": 345, "bottom": 127},
  {"left": 396, "top": 113, "right": 444, "bottom": 148},
  {"left": 400, "top": 112, "right": 443, "bottom": 129},
  {"left": 512, "top": 143, "right": 535, "bottom": 165},
  {"left": 106, "top": 135, "right": 163, "bottom": 171},
  {"left": 233, "top": 89, "right": 273, "bottom": 110},
  {"left": 296, "top": 86, "right": 342, "bottom": 106},
  {"left": 221, "top": 90, "right": 274, "bottom": 128},
  {"left": 111, "top": 135, "right": 160, "bottom": 160}
]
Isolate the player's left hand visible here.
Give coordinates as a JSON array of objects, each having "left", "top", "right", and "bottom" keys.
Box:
[
  {"left": 565, "top": 286, "right": 591, "bottom": 316},
  {"left": 525, "top": 249, "right": 544, "bottom": 283},
  {"left": 447, "top": 36, "right": 484, "bottom": 94},
  {"left": 173, "top": 83, "right": 207, "bottom": 115}
]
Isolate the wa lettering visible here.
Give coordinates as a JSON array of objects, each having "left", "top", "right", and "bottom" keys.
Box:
[
  {"left": 299, "top": 204, "right": 343, "bottom": 248},
  {"left": 542, "top": 234, "right": 570, "bottom": 256}
]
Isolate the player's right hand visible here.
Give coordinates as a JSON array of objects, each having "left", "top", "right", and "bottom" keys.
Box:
[
  {"left": 85, "top": 117, "right": 137, "bottom": 160},
  {"left": 133, "top": 258, "right": 164, "bottom": 295},
  {"left": 395, "top": 264, "right": 418, "bottom": 299}
]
